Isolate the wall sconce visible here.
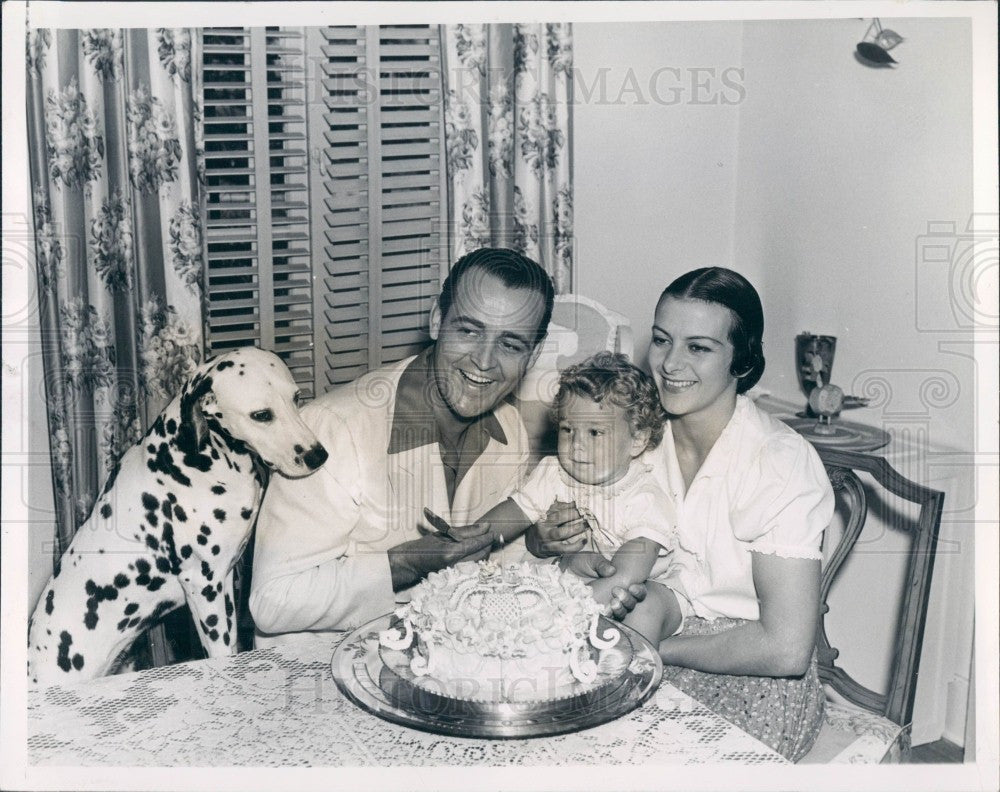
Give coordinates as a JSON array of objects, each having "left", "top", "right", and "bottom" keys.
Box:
[{"left": 856, "top": 18, "right": 905, "bottom": 67}]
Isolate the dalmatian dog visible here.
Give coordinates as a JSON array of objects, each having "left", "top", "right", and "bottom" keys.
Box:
[{"left": 28, "top": 347, "right": 328, "bottom": 685}]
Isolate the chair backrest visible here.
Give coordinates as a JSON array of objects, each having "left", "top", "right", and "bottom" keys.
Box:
[
  {"left": 814, "top": 447, "right": 945, "bottom": 728},
  {"left": 515, "top": 293, "right": 633, "bottom": 459}
]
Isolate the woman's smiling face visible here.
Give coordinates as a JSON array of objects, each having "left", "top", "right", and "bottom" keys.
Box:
[{"left": 647, "top": 296, "right": 739, "bottom": 421}]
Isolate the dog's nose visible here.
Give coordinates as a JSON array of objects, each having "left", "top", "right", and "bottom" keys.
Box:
[{"left": 302, "top": 444, "right": 328, "bottom": 471}]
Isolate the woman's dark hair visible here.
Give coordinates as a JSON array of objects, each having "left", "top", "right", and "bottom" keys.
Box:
[
  {"left": 658, "top": 267, "right": 765, "bottom": 394},
  {"left": 438, "top": 247, "right": 555, "bottom": 346},
  {"left": 553, "top": 351, "right": 667, "bottom": 453}
]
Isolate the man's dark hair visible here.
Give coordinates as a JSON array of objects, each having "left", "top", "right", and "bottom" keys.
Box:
[
  {"left": 438, "top": 248, "right": 555, "bottom": 346},
  {"left": 658, "top": 267, "right": 766, "bottom": 394}
]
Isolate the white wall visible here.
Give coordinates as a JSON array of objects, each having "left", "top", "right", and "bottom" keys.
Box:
[
  {"left": 27, "top": 304, "right": 57, "bottom": 614},
  {"left": 5, "top": 221, "right": 58, "bottom": 616},
  {"left": 734, "top": 18, "right": 975, "bottom": 452},
  {"left": 573, "top": 21, "right": 744, "bottom": 358},
  {"left": 574, "top": 17, "right": 976, "bottom": 747}
]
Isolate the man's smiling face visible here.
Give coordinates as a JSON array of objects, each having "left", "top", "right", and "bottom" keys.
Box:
[{"left": 429, "top": 266, "right": 546, "bottom": 422}]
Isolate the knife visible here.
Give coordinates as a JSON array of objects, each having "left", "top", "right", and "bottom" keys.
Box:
[{"left": 420, "top": 507, "right": 460, "bottom": 542}]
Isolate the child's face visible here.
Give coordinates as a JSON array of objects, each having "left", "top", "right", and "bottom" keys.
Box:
[{"left": 556, "top": 394, "right": 648, "bottom": 486}]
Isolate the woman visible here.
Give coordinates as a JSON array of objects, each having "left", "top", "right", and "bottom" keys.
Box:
[{"left": 528, "top": 267, "right": 834, "bottom": 761}]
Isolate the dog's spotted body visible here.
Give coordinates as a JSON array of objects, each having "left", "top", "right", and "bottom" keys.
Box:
[{"left": 28, "top": 348, "right": 328, "bottom": 684}]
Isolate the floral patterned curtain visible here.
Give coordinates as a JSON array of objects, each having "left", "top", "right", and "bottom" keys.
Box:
[
  {"left": 442, "top": 24, "right": 574, "bottom": 293},
  {"left": 26, "top": 28, "right": 206, "bottom": 559}
]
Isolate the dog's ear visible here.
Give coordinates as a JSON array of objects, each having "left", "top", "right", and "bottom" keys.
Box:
[{"left": 178, "top": 374, "right": 214, "bottom": 453}]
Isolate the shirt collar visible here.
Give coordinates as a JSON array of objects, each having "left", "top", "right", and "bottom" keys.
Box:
[
  {"left": 665, "top": 394, "right": 750, "bottom": 481},
  {"left": 387, "top": 346, "right": 508, "bottom": 454},
  {"left": 693, "top": 395, "right": 750, "bottom": 478},
  {"left": 555, "top": 457, "right": 653, "bottom": 497}
]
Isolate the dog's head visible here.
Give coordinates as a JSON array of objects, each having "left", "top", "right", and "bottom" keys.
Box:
[{"left": 179, "top": 348, "right": 328, "bottom": 478}]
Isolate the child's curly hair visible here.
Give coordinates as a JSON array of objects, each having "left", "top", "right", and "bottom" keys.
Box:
[{"left": 552, "top": 351, "right": 667, "bottom": 453}]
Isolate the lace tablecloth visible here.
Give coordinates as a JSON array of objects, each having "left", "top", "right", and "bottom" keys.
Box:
[{"left": 28, "top": 633, "right": 788, "bottom": 766}]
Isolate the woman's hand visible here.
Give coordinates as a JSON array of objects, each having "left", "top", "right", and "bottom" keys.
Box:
[
  {"left": 558, "top": 550, "right": 614, "bottom": 578},
  {"left": 559, "top": 551, "right": 648, "bottom": 621},
  {"left": 606, "top": 583, "right": 647, "bottom": 621},
  {"left": 587, "top": 576, "right": 619, "bottom": 609},
  {"left": 524, "top": 500, "right": 589, "bottom": 558}
]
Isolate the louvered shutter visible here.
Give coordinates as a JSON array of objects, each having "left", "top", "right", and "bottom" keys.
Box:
[
  {"left": 203, "top": 26, "right": 446, "bottom": 394},
  {"left": 201, "top": 27, "right": 316, "bottom": 394},
  {"left": 308, "top": 25, "right": 447, "bottom": 389}
]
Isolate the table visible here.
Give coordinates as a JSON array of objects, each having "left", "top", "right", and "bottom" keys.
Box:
[{"left": 28, "top": 633, "right": 789, "bottom": 766}]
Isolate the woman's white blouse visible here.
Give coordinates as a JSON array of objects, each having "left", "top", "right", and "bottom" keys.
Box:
[{"left": 645, "top": 395, "right": 835, "bottom": 621}]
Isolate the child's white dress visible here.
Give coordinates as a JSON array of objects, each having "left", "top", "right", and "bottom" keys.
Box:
[{"left": 511, "top": 456, "right": 678, "bottom": 581}]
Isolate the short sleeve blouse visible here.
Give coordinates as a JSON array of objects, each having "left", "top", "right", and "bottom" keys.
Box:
[{"left": 647, "top": 395, "right": 834, "bottom": 621}]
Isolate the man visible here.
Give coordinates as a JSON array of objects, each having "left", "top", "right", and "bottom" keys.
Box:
[{"left": 249, "top": 248, "right": 554, "bottom": 642}]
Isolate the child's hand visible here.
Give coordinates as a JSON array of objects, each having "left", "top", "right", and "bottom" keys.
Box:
[{"left": 525, "top": 500, "right": 589, "bottom": 557}]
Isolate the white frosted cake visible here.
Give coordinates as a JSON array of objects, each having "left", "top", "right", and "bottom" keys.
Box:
[{"left": 378, "top": 560, "right": 622, "bottom": 702}]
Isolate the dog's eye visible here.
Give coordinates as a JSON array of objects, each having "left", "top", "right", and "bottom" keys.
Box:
[
  {"left": 250, "top": 409, "right": 274, "bottom": 423},
  {"left": 293, "top": 391, "right": 303, "bottom": 407}
]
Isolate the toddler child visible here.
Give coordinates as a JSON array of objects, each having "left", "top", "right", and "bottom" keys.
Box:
[{"left": 424, "top": 352, "right": 682, "bottom": 645}]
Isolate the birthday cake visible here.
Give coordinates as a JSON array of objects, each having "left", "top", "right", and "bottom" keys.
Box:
[{"left": 378, "top": 560, "right": 623, "bottom": 702}]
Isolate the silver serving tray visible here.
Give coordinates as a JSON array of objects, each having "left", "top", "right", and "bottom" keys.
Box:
[{"left": 331, "top": 613, "right": 662, "bottom": 739}]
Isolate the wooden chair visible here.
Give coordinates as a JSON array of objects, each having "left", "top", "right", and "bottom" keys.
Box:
[{"left": 800, "top": 447, "right": 945, "bottom": 764}]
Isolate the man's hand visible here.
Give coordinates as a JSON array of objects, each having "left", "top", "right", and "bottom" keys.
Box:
[
  {"left": 524, "top": 500, "right": 589, "bottom": 557},
  {"left": 387, "top": 523, "right": 493, "bottom": 592}
]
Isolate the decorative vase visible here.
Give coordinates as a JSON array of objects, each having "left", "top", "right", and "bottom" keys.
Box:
[{"left": 795, "top": 333, "right": 837, "bottom": 416}]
